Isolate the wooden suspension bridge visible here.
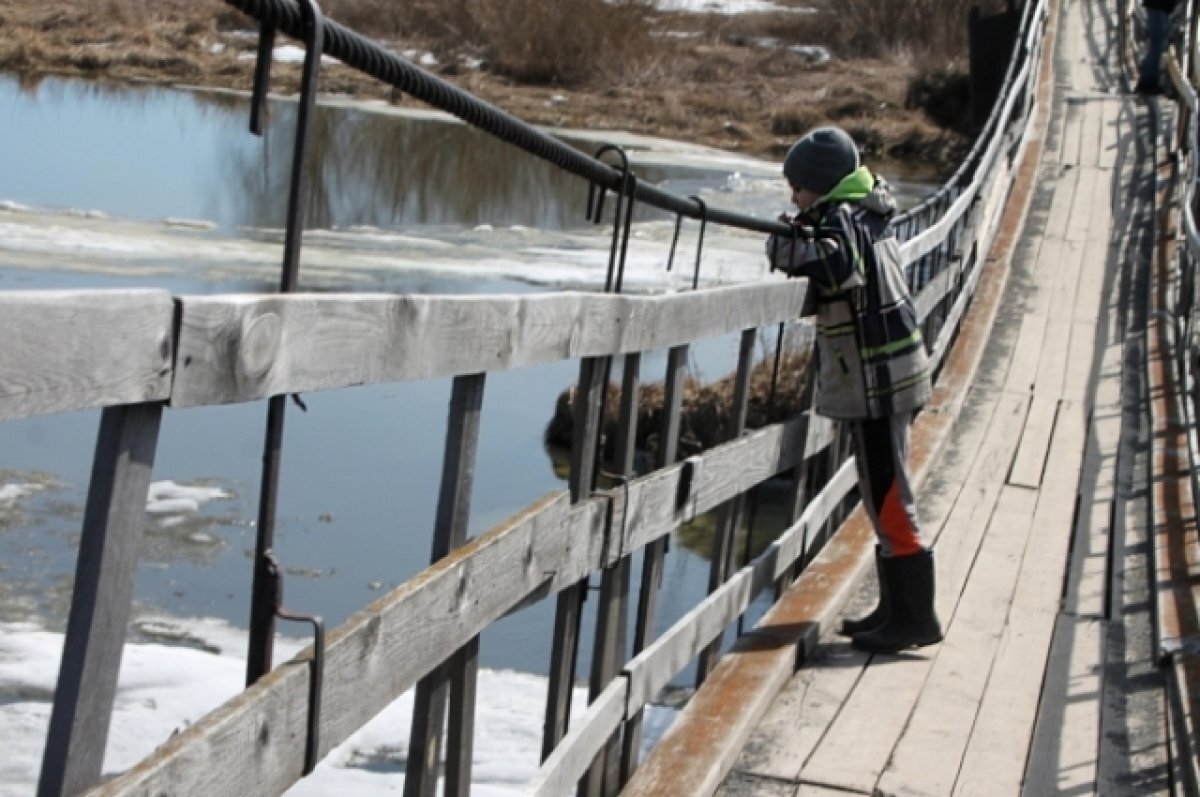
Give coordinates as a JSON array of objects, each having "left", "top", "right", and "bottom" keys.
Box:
[{"left": 7, "top": 0, "right": 1200, "bottom": 794}]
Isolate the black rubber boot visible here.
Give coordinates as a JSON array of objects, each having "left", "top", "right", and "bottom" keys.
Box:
[
  {"left": 838, "top": 547, "right": 888, "bottom": 636},
  {"left": 851, "top": 549, "right": 942, "bottom": 654}
]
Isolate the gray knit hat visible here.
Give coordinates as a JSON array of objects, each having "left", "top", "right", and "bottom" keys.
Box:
[{"left": 783, "top": 126, "right": 860, "bottom": 195}]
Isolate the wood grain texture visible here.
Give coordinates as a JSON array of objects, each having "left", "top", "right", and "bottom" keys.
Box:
[
  {"left": 875, "top": 486, "right": 1038, "bottom": 797},
  {"left": 90, "top": 490, "right": 608, "bottom": 797},
  {"left": 547, "top": 356, "right": 609, "bottom": 761},
  {"left": 623, "top": 460, "right": 856, "bottom": 718},
  {"left": 87, "top": 408, "right": 819, "bottom": 797},
  {"left": 528, "top": 679, "right": 628, "bottom": 797},
  {"left": 1008, "top": 394, "right": 1059, "bottom": 488},
  {"left": 170, "top": 283, "right": 809, "bottom": 407},
  {"left": 611, "top": 415, "right": 810, "bottom": 560},
  {"left": 0, "top": 290, "right": 173, "bottom": 421},
  {"left": 697, "top": 329, "right": 757, "bottom": 685},
  {"left": 623, "top": 345, "right": 688, "bottom": 780},
  {"left": 405, "top": 373, "right": 486, "bottom": 797},
  {"left": 40, "top": 404, "right": 163, "bottom": 797}
]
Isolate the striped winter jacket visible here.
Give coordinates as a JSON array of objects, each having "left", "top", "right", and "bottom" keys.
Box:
[{"left": 766, "top": 167, "right": 931, "bottom": 420}]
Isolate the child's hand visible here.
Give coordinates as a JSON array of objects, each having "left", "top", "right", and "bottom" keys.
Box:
[
  {"left": 766, "top": 233, "right": 799, "bottom": 275},
  {"left": 779, "top": 211, "right": 816, "bottom": 238}
]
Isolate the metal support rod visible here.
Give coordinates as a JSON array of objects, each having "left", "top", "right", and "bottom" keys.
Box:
[
  {"left": 690, "top": 196, "right": 708, "bottom": 290},
  {"left": 590, "top": 145, "right": 637, "bottom": 295},
  {"left": 545, "top": 142, "right": 639, "bottom": 769},
  {"left": 265, "top": 551, "right": 326, "bottom": 776},
  {"left": 246, "top": 0, "right": 325, "bottom": 687},
  {"left": 250, "top": 23, "right": 276, "bottom": 135}
]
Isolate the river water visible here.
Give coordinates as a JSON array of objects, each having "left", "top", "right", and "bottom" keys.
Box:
[
  {"left": 0, "top": 72, "right": 934, "bottom": 792},
  {"left": 0, "top": 73, "right": 827, "bottom": 668}
]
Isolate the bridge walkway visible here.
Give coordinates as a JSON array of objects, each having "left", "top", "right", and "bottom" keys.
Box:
[
  {"left": 621, "top": 0, "right": 1189, "bottom": 793},
  {"left": 714, "top": 0, "right": 1169, "bottom": 793}
]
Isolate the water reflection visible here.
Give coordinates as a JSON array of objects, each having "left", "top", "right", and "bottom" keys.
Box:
[
  {"left": 231, "top": 102, "right": 682, "bottom": 231},
  {"left": 1, "top": 74, "right": 932, "bottom": 245},
  {"left": 1, "top": 75, "right": 701, "bottom": 234}
]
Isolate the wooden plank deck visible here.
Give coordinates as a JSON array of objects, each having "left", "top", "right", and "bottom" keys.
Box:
[{"left": 715, "top": 0, "right": 1178, "bottom": 794}]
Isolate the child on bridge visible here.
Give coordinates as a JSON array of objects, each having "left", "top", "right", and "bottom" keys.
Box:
[{"left": 765, "top": 126, "right": 942, "bottom": 654}]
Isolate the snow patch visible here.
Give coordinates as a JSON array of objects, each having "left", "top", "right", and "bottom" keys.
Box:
[
  {"left": 145, "top": 480, "right": 230, "bottom": 514},
  {"left": 0, "top": 618, "right": 678, "bottom": 796},
  {"left": 0, "top": 483, "right": 44, "bottom": 504},
  {"left": 236, "top": 45, "right": 341, "bottom": 66}
]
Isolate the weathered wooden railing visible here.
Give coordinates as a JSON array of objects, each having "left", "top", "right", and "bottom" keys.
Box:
[
  {"left": 1166, "top": 0, "right": 1200, "bottom": 531},
  {"left": 14, "top": 282, "right": 823, "bottom": 796},
  {"left": 1157, "top": 3, "right": 1200, "bottom": 790},
  {"left": 10, "top": 0, "right": 1054, "bottom": 794}
]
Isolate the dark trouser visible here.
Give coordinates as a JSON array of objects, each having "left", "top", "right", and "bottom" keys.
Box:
[
  {"left": 1139, "top": 8, "right": 1170, "bottom": 90},
  {"left": 846, "top": 413, "right": 925, "bottom": 558}
]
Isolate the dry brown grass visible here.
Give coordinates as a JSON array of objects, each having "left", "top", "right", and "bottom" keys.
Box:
[
  {"left": 832, "top": 0, "right": 1012, "bottom": 61},
  {"left": 698, "top": 0, "right": 1012, "bottom": 65},
  {"left": 321, "top": 0, "right": 658, "bottom": 87}
]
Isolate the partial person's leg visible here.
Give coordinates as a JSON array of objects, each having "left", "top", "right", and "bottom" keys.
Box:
[
  {"left": 849, "top": 414, "right": 942, "bottom": 653},
  {"left": 838, "top": 419, "right": 890, "bottom": 635},
  {"left": 849, "top": 415, "right": 924, "bottom": 557},
  {"left": 1138, "top": 8, "right": 1169, "bottom": 92}
]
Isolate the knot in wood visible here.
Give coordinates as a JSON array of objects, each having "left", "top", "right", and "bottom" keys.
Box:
[
  {"left": 239, "top": 312, "right": 282, "bottom": 380},
  {"left": 257, "top": 718, "right": 271, "bottom": 748}
]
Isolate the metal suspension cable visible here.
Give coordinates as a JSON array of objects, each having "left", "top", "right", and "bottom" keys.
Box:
[{"left": 223, "top": 0, "right": 791, "bottom": 236}]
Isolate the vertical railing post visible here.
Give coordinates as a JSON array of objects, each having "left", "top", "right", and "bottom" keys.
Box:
[
  {"left": 405, "top": 373, "right": 487, "bottom": 797},
  {"left": 584, "top": 353, "right": 641, "bottom": 796},
  {"left": 544, "top": 355, "right": 608, "bottom": 760},
  {"left": 695, "top": 328, "right": 756, "bottom": 685},
  {"left": 1190, "top": 0, "right": 1200, "bottom": 86},
  {"left": 776, "top": 362, "right": 818, "bottom": 598},
  {"left": 38, "top": 402, "right": 164, "bottom": 797},
  {"left": 827, "top": 424, "right": 854, "bottom": 539},
  {"left": 445, "top": 636, "right": 480, "bottom": 797},
  {"left": 620, "top": 343, "right": 688, "bottom": 782}
]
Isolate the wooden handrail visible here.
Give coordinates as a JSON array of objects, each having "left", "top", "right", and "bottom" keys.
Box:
[
  {"left": 0, "top": 290, "right": 174, "bottom": 421},
  {"left": 170, "top": 282, "right": 811, "bottom": 407}
]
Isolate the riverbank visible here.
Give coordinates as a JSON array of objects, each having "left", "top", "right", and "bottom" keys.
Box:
[{"left": 0, "top": 0, "right": 975, "bottom": 181}]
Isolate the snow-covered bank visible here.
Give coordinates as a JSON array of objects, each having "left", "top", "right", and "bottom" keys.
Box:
[{"left": 0, "top": 618, "right": 677, "bottom": 796}]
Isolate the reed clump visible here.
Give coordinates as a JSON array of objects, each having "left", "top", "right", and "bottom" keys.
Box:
[{"left": 544, "top": 349, "right": 813, "bottom": 469}]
